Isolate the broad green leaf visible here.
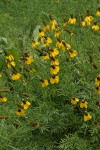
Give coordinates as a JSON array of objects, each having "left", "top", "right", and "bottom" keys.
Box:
[
  {"left": 33, "top": 25, "right": 41, "bottom": 41},
  {"left": 0, "top": 37, "right": 8, "bottom": 45}
]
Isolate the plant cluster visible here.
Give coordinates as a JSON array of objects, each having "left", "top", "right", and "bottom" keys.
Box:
[{"left": 0, "top": 5, "right": 100, "bottom": 150}]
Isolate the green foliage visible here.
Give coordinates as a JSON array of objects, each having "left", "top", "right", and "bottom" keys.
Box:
[{"left": 58, "top": 133, "right": 91, "bottom": 150}]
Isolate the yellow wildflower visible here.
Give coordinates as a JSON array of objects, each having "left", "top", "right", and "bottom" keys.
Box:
[
  {"left": 50, "top": 65, "right": 60, "bottom": 75},
  {"left": 80, "top": 100, "right": 88, "bottom": 109},
  {"left": 50, "top": 57, "right": 59, "bottom": 65},
  {"left": 84, "top": 15, "right": 93, "bottom": 26},
  {"left": 0, "top": 74, "right": 2, "bottom": 78},
  {"left": 96, "top": 8, "right": 100, "bottom": 16},
  {"left": 43, "top": 25, "right": 50, "bottom": 32},
  {"left": 6, "top": 55, "right": 14, "bottom": 61},
  {"left": 80, "top": 16, "right": 86, "bottom": 27},
  {"left": 32, "top": 39, "right": 40, "bottom": 48},
  {"left": 7, "top": 61, "right": 16, "bottom": 69},
  {"left": 21, "top": 100, "right": 31, "bottom": 110},
  {"left": 54, "top": 27, "right": 61, "bottom": 37},
  {"left": 69, "top": 50, "right": 77, "bottom": 58},
  {"left": 61, "top": 44, "right": 66, "bottom": 51},
  {"left": 16, "top": 109, "right": 25, "bottom": 116},
  {"left": 50, "top": 19, "right": 57, "bottom": 30},
  {"left": 6, "top": 54, "right": 16, "bottom": 68},
  {"left": 50, "top": 75, "right": 59, "bottom": 84},
  {"left": 7, "top": 63, "right": 11, "bottom": 69},
  {"left": 56, "top": 40, "right": 69, "bottom": 51},
  {"left": 51, "top": 24, "right": 56, "bottom": 30},
  {"left": 42, "top": 54, "right": 49, "bottom": 60},
  {"left": 49, "top": 48, "right": 59, "bottom": 57},
  {"left": 92, "top": 22, "right": 99, "bottom": 30},
  {"left": 56, "top": 40, "right": 62, "bottom": 48},
  {"left": 81, "top": 21, "right": 86, "bottom": 26},
  {"left": 96, "top": 87, "right": 100, "bottom": 95},
  {"left": 95, "top": 75, "right": 100, "bottom": 86},
  {"left": 42, "top": 37, "right": 52, "bottom": 47},
  {"left": 66, "top": 43, "right": 71, "bottom": 50},
  {"left": 12, "top": 73, "right": 21, "bottom": 80},
  {"left": 96, "top": 11, "right": 100, "bottom": 16},
  {"left": 38, "top": 29, "right": 45, "bottom": 37},
  {"left": 54, "top": 30, "right": 61, "bottom": 37},
  {"left": 68, "top": 15, "right": 76, "bottom": 24},
  {"left": 50, "top": 19, "right": 57, "bottom": 26},
  {"left": 0, "top": 96, "right": 7, "bottom": 102},
  {"left": 40, "top": 79, "right": 49, "bottom": 87},
  {"left": 71, "top": 97, "right": 79, "bottom": 105},
  {"left": 84, "top": 113, "right": 92, "bottom": 122},
  {"left": 25, "top": 56, "right": 34, "bottom": 65},
  {"left": 10, "top": 61, "right": 16, "bottom": 67}
]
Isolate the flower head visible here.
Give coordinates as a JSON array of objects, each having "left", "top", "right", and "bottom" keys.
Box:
[
  {"left": 42, "top": 53, "right": 49, "bottom": 60},
  {"left": 50, "top": 65, "right": 60, "bottom": 75},
  {"left": 50, "top": 57, "right": 59, "bottom": 65},
  {"left": 5, "top": 55, "right": 14, "bottom": 61},
  {"left": 96, "top": 87, "right": 100, "bottom": 95},
  {"left": 0, "top": 96, "right": 7, "bottom": 102},
  {"left": 80, "top": 100, "right": 88, "bottom": 109},
  {"left": 0, "top": 74, "right": 2, "bottom": 78},
  {"left": 21, "top": 100, "right": 31, "bottom": 110},
  {"left": 6, "top": 55, "right": 16, "bottom": 68},
  {"left": 40, "top": 79, "right": 49, "bottom": 87},
  {"left": 49, "top": 48, "right": 59, "bottom": 57},
  {"left": 50, "top": 19, "right": 57, "bottom": 26},
  {"left": 84, "top": 15, "right": 93, "bottom": 26},
  {"left": 16, "top": 109, "right": 25, "bottom": 116},
  {"left": 95, "top": 75, "right": 100, "bottom": 86},
  {"left": 96, "top": 7, "right": 100, "bottom": 16},
  {"left": 50, "top": 18, "right": 57, "bottom": 30},
  {"left": 43, "top": 25, "right": 50, "bottom": 32},
  {"left": 84, "top": 112, "right": 92, "bottom": 122},
  {"left": 56, "top": 40, "right": 63, "bottom": 48},
  {"left": 71, "top": 97, "right": 79, "bottom": 105},
  {"left": 25, "top": 56, "right": 34, "bottom": 65},
  {"left": 81, "top": 21, "right": 86, "bottom": 26},
  {"left": 69, "top": 50, "right": 77, "bottom": 58},
  {"left": 42, "top": 37, "right": 52, "bottom": 47},
  {"left": 66, "top": 43, "right": 71, "bottom": 50},
  {"left": 38, "top": 29, "right": 45, "bottom": 37},
  {"left": 12, "top": 73, "right": 21, "bottom": 80},
  {"left": 80, "top": 16, "right": 86, "bottom": 27},
  {"left": 50, "top": 75, "right": 59, "bottom": 84},
  {"left": 54, "top": 27, "right": 61, "bottom": 37},
  {"left": 32, "top": 39, "right": 40, "bottom": 48},
  {"left": 92, "top": 22, "right": 99, "bottom": 30},
  {"left": 68, "top": 15, "right": 76, "bottom": 24}
]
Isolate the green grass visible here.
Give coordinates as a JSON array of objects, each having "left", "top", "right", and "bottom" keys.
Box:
[
  {"left": 0, "top": 0, "right": 100, "bottom": 150},
  {"left": 0, "top": 0, "right": 99, "bottom": 40}
]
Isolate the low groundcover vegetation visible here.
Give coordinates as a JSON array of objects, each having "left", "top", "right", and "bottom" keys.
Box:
[{"left": 0, "top": 0, "right": 100, "bottom": 150}]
